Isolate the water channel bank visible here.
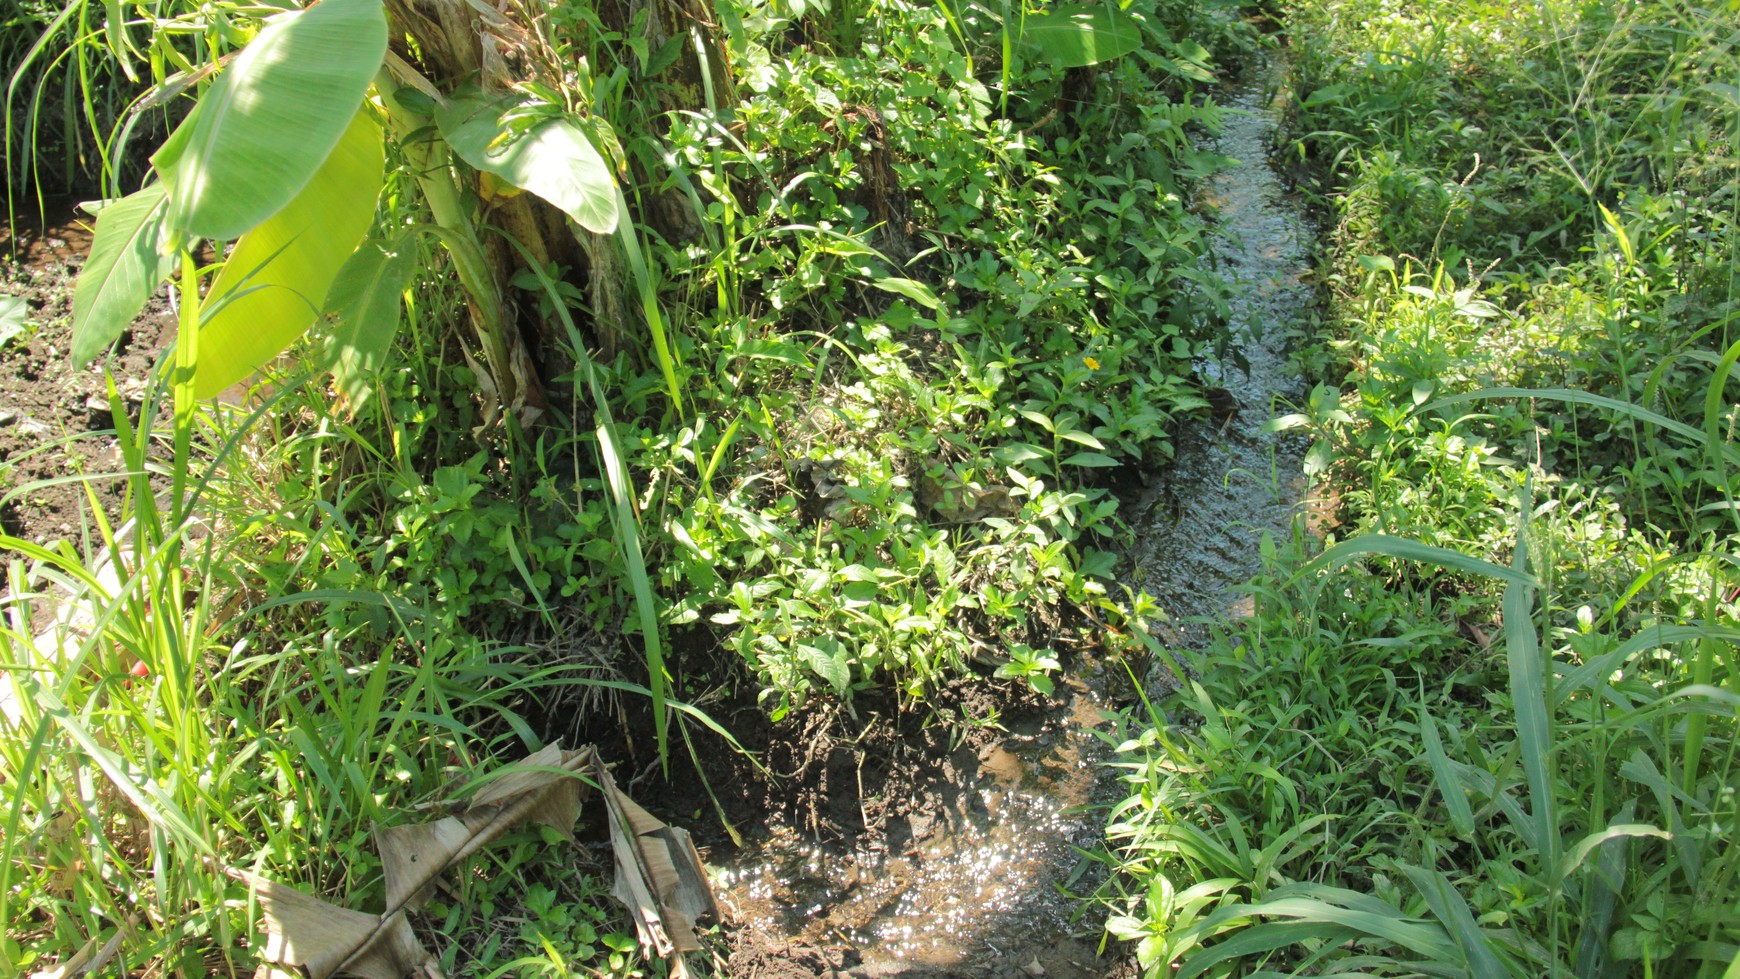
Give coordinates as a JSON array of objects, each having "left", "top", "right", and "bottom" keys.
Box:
[{"left": 709, "top": 62, "right": 1315, "bottom": 978}]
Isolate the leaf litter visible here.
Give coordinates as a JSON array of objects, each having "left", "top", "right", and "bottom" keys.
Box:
[{"left": 231, "top": 742, "right": 717, "bottom": 979}]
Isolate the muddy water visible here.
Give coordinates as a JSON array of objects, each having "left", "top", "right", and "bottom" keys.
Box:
[
  {"left": 711, "top": 72, "right": 1313, "bottom": 976},
  {"left": 2, "top": 199, "right": 95, "bottom": 266},
  {"left": 714, "top": 686, "right": 1115, "bottom": 976}
]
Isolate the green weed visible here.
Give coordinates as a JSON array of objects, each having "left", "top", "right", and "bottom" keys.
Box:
[{"left": 1097, "top": 1, "right": 1740, "bottom": 975}]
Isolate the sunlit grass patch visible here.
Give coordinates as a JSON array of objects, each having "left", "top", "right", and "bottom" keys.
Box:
[{"left": 1094, "top": 0, "right": 1740, "bottom": 975}]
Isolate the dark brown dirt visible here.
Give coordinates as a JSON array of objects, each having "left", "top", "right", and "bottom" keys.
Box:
[
  {"left": 683, "top": 682, "right": 1031, "bottom": 854},
  {"left": 555, "top": 648, "right": 1142, "bottom": 979},
  {"left": 1, "top": 204, "right": 176, "bottom": 545},
  {"left": 568, "top": 674, "right": 1045, "bottom": 864},
  {"left": 723, "top": 931, "right": 1128, "bottom": 979}
]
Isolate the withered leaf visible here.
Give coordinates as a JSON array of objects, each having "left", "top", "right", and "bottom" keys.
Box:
[
  {"left": 233, "top": 742, "right": 717, "bottom": 979},
  {"left": 377, "top": 742, "right": 589, "bottom": 910},
  {"left": 594, "top": 753, "right": 719, "bottom": 964},
  {"left": 228, "top": 868, "right": 438, "bottom": 979}
]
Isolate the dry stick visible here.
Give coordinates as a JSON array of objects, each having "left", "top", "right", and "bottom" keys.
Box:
[{"left": 856, "top": 749, "right": 871, "bottom": 833}]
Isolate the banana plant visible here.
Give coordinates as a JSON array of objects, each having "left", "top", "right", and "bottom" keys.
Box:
[
  {"left": 934, "top": 0, "right": 1149, "bottom": 119},
  {"left": 1019, "top": 2, "right": 1144, "bottom": 68},
  {"left": 68, "top": 0, "right": 683, "bottom": 759},
  {"left": 70, "top": 0, "right": 621, "bottom": 412}
]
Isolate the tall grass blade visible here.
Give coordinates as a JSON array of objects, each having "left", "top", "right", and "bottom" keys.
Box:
[
  {"left": 510, "top": 245, "right": 669, "bottom": 768},
  {"left": 3, "top": 0, "right": 81, "bottom": 217},
  {"left": 1555, "top": 823, "right": 1667, "bottom": 885},
  {"left": 1292, "top": 533, "right": 1537, "bottom": 588},
  {"left": 1176, "top": 921, "right": 1358, "bottom": 979},
  {"left": 1198, "top": 887, "right": 1461, "bottom": 962},
  {"left": 613, "top": 185, "right": 683, "bottom": 416},
  {"left": 1618, "top": 750, "right": 1701, "bottom": 887},
  {"left": 1397, "top": 862, "right": 1516, "bottom": 978},
  {"left": 1502, "top": 493, "right": 1557, "bottom": 873},
  {"left": 1573, "top": 813, "right": 1631, "bottom": 979},
  {"left": 1699, "top": 337, "right": 1740, "bottom": 522},
  {"left": 1553, "top": 624, "right": 1740, "bottom": 708},
  {"left": 1420, "top": 709, "right": 1474, "bottom": 836},
  {"left": 1425, "top": 387, "right": 1740, "bottom": 469},
  {"left": 1680, "top": 589, "right": 1728, "bottom": 793}
]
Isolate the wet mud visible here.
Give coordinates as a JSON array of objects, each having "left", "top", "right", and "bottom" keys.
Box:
[
  {"left": 709, "top": 679, "right": 1123, "bottom": 979},
  {"left": 703, "top": 68, "right": 1317, "bottom": 979}
]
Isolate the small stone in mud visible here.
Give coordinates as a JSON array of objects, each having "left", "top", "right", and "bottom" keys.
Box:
[
  {"left": 85, "top": 393, "right": 113, "bottom": 429},
  {"left": 1022, "top": 958, "right": 1046, "bottom": 976},
  {"left": 0, "top": 408, "right": 16, "bottom": 426},
  {"left": 1203, "top": 385, "right": 1240, "bottom": 421},
  {"left": 18, "top": 416, "right": 52, "bottom": 438}
]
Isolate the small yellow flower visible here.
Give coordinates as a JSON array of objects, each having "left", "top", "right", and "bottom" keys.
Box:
[{"left": 1084, "top": 356, "right": 1101, "bottom": 371}]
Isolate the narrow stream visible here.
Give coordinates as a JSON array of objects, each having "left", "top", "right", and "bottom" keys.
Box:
[
  {"left": 1129, "top": 70, "right": 1313, "bottom": 653},
  {"left": 712, "top": 67, "right": 1313, "bottom": 977}
]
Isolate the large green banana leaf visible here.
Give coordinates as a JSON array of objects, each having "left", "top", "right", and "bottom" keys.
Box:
[
  {"left": 155, "top": 0, "right": 386, "bottom": 241},
  {"left": 194, "top": 112, "right": 384, "bottom": 398},
  {"left": 70, "top": 183, "right": 175, "bottom": 364}
]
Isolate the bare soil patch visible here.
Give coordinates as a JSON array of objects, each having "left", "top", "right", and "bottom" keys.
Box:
[
  {"left": 1, "top": 206, "right": 176, "bottom": 545},
  {"left": 556, "top": 648, "right": 1140, "bottom": 979}
]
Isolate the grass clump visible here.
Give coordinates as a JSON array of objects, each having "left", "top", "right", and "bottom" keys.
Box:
[
  {"left": 1096, "top": 0, "right": 1740, "bottom": 976},
  {"left": 0, "top": 371, "right": 652, "bottom": 975}
]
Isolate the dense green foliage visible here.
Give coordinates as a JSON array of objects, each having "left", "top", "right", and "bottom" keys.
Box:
[
  {"left": 1098, "top": 1, "right": 1740, "bottom": 975},
  {"left": 642, "top": 2, "right": 1246, "bottom": 710},
  {"left": 6, "top": 0, "right": 1735, "bottom": 973},
  {"left": 2, "top": 0, "right": 1260, "bottom": 974}
]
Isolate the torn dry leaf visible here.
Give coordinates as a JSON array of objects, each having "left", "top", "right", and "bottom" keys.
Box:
[
  {"left": 234, "top": 742, "right": 718, "bottom": 979},
  {"left": 377, "top": 741, "right": 588, "bottom": 911},
  {"left": 229, "top": 867, "right": 438, "bottom": 979},
  {"left": 594, "top": 753, "right": 719, "bottom": 969}
]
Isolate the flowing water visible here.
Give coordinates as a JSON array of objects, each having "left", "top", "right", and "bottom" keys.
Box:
[
  {"left": 712, "top": 69, "right": 1314, "bottom": 977},
  {"left": 1128, "top": 72, "right": 1314, "bottom": 655}
]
